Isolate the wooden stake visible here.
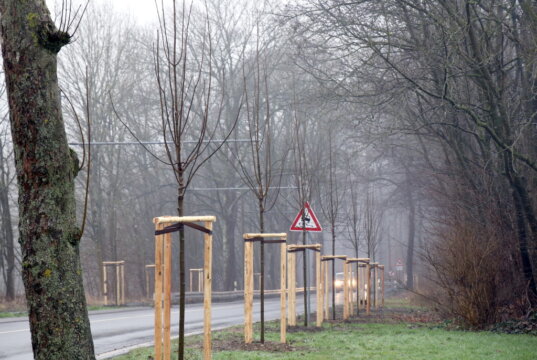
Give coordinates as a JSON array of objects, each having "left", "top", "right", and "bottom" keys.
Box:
[
  {"left": 163, "top": 233, "right": 172, "bottom": 360},
  {"left": 355, "top": 263, "right": 359, "bottom": 315},
  {"left": 366, "top": 263, "right": 371, "bottom": 315},
  {"left": 121, "top": 262, "right": 125, "bottom": 305},
  {"left": 374, "top": 264, "right": 379, "bottom": 310},
  {"left": 380, "top": 265, "right": 385, "bottom": 308},
  {"left": 321, "top": 261, "right": 327, "bottom": 319},
  {"left": 103, "top": 263, "right": 108, "bottom": 306},
  {"left": 349, "top": 263, "right": 354, "bottom": 317},
  {"left": 116, "top": 263, "right": 120, "bottom": 306},
  {"left": 359, "top": 265, "right": 364, "bottom": 311},
  {"left": 280, "top": 241, "right": 287, "bottom": 343},
  {"left": 244, "top": 240, "right": 253, "bottom": 343},
  {"left": 316, "top": 251, "right": 322, "bottom": 327},
  {"left": 203, "top": 221, "right": 213, "bottom": 360},
  {"left": 288, "top": 251, "right": 296, "bottom": 326},
  {"left": 154, "top": 224, "right": 164, "bottom": 360},
  {"left": 343, "top": 261, "right": 349, "bottom": 320}
]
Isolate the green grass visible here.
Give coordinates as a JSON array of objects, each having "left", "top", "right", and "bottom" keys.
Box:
[
  {"left": 0, "top": 305, "right": 126, "bottom": 319},
  {"left": 0, "top": 311, "right": 26, "bottom": 318},
  {"left": 114, "top": 322, "right": 537, "bottom": 360},
  {"left": 383, "top": 296, "right": 427, "bottom": 310}
]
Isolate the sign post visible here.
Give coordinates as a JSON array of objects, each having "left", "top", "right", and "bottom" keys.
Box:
[{"left": 290, "top": 202, "right": 322, "bottom": 326}]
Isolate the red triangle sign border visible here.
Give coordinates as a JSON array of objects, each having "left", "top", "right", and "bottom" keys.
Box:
[{"left": 290, "top": 201, "right": 322, "bottom": 232}]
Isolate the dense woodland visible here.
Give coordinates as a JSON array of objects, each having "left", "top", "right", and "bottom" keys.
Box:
[{"left": 1, "top": 0, "right": 537, "bottom": 334}]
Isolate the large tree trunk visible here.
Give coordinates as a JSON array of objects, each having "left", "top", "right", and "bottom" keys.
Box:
[{"left": 0, "top": 1, "right": 95, "bottom": 358}]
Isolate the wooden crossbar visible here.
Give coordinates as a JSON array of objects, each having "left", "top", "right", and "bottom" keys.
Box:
[
  {"left": 321, "top": 255, "right": 347, "bottom": 261},
  {"left": 287, "top": 244, "right": 321, "bottom": 251},
  {"left": 154, "top": 216, "right": 216, "bottom": 224}
]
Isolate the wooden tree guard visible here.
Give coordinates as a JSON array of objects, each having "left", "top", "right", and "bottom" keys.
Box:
[
  {"left": 287, "top": 244, "right": 323, "bottom": 327},
  {"left": 102, "top": 261, "right": 125, "bottom": 306},
  {"left": 153, "top": 216, "right": 216, "bottom": 360},
  {"left": 243, "top": 233, "right": 287, "bottom": 344},
  {"left": 320, "top": 255, "right": 347, "bottom": 320},
  {"left": 346, "top": 258, "right": 370, "bottom": 316},
  {"left": 189, "top": 268, "right": 204, "bottom": 292}
]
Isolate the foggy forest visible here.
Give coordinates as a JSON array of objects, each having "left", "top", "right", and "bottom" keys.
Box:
[{"left": 1, "top": 0, "right": 537, "bottom": 358}]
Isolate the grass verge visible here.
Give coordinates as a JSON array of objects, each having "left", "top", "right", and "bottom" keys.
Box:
[{"left": 114, "top": 317, "right": 537, "bottom": 360}]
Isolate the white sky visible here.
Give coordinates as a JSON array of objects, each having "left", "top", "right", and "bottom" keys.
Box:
[
  {"left": 109, "top": 0, "right": 157, "bottom": 23},
  {"left": 47, "top": 0, "right": 158, "bottom": 25}
]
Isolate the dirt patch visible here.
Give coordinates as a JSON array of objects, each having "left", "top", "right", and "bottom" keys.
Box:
[
  {"left": 287, "top": 325, "right": 324, "bottom": 333},
  {"left": 210, "top": 333, "right": 299, "bottom": 352},
  {"left": 186, "top": 331, "right": 300, "bottom": 353}
]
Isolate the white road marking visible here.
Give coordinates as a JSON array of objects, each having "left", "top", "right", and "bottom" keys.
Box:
[
  {"left": 0, "top": 328, "right": 29, "bottom": 335},
  {"left": 91, "top": 310, "right": 179, "bottom": 324}
]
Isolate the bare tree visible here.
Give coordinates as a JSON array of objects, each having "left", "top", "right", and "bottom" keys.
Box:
[
  {"left": 230, "top": 25, "right": 286, "bottom": 340},
  {"left": 146, "top": 1, "right": 239, "bottom": 357},
  {"left": 319, "top": 126, "right": 345, "bottom": 320}
]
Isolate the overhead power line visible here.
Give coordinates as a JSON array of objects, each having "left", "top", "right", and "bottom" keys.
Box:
[{"left": 68, "top": 139, "right": 253, "bottom": 146}]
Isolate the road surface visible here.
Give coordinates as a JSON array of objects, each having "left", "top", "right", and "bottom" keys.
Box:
[{"left": 0, "top": 296, "right": 312, "bottom": 360}]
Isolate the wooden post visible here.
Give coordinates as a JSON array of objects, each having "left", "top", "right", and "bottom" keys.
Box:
[
  {"left": 349, "top": 263, "right": 354, "bottom": 317},
  {"left": 244, "top": 240, "right": 253, "bottom": 343},
  {"left": 190, "top": 269, "right": 193, "bottom": 293},
  {"left": 316, "top": 251, "right": 322, "bottom": 327},
  {"left": 359, "top": 265, "right": 364, "bottom": 311},
  {"left": 154, "top": 224, "right": 164, "bottom": 360},
  {"left": 121, "top": 262, "right": 125, "bottom": 305},
  {"left": 115, "top": 263, "right": 120, "bottom": 306},
  {"left": 343, "top": 261, "right": 349, "bottom": 320},
  {"left": 288, "top": 251, "right": 296, "bottom": 326},
  {"left": 203, "top": 221, "right": 213, "bottom": 360},
  {"left": 366, "top": 263, "right": 371, "bottom": 315},
  {"left": 103, "top": 263, "right": 108, "bottom": 306},
  {"left": 355, "top": 263, "right": 359, "bottom": 315},
  {"left": 280, "top": 241, "right": 287, "bottom": 343},
  {"left": 380, "top": 265, "right": 385, "bottom": 308},
  {"left": 322, "top": 261, "right": 328, "bottom": 319},
  {"left": 373, "top": 264, "right": 379, "bottom": 310},
  {"left": 163, "top": 233, "right": 172, "bottom": 360}
]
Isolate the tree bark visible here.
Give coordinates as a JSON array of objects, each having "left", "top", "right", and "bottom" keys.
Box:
[{"left": 0, "top": 1, "right": 95, "bottom": 358}]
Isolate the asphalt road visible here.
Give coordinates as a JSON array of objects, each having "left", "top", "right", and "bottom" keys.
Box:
[{"left": 0, "top": 296, "right": 311, "bottom": 360}]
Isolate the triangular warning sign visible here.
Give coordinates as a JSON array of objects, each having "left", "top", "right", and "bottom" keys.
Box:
[{"left": 290, "top": 202, "right": 322, "bottom": 232}]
